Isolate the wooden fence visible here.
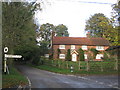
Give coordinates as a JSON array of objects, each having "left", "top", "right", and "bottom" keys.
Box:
[{"left": 43, "top": 59, "right": 118, "bottom": 72}]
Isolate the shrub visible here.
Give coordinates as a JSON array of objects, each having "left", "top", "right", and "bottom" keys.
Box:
[
  {"left": 57, "top": 48, "right": 61, "bottom": 58},
  {"left": 65, "top": 49, "right": 71, "bottom": 61},
  {"left": 78, "top": 48, "right": 85, "bottom": 61},
  {"left": 102, "top": 52, "right": 110, "bottom": 61},
  {"left": 90, "top": 48, "right": 100, "bottom": 59}
]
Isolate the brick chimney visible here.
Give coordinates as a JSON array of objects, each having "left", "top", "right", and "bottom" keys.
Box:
[
  {"left": 86, "top": 31, "right": 91, "bottom": 38},
  {"left": 50, "top": 31, "right": 56, "bottom": 49}
]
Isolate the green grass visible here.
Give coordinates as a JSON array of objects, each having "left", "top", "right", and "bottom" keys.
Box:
[
  {"left": 2, "top": 66, "right": 28, "bottom": 88},
  {"left": 43, "top": 59, "right": 117, "bottom": 71},
  {"left": 29, "top": 64, "right": 118, "bottom": 76},
  {"left": 30, "top": 64, "right": 72, "bottom": 74}
]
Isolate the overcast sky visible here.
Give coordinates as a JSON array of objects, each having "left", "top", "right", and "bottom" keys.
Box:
[{"left": 35, "top": 0, "right": 117, "bottom": 37}]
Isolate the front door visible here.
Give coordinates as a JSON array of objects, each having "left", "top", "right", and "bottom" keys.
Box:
[{"left": 72, "top": 53, "right": 77, "bottom": 62}]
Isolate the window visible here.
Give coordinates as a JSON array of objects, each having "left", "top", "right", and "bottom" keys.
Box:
[
  {"left": 59, "top": 45, "right": 65, "bottom": 49},
  {"left": 71, "top": 45, "right": 75, "bottom": 49},
  {"left": 44, "top": 54, "right": 49, "bottom": 58},
  {"left": 82, "top": 45, "right": 87, "bottom": 50},
  {"left": 96, "top": 54, "right": 103, "bottom": 59},
  {"left": 84, "top": 54, "right": 87, "bottom": 59},
  {"left": 96, "top": 46, "right": 104, "bottom": 50},
  {"left": 59, "top": 54, "right": 65, "bottom": 59}
]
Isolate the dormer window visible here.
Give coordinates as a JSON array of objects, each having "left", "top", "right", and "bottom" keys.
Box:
[
  {"left": 71, "top": 45, "right": 75, "bottom": 49},
  {"left": 82, "top": 45, "right": 87, "bottom": 50},
  {"left": 59, "top": 45, "right": 65, "bottom": 49},
  {"left": 96, "top": 46, "right": 104, "bottom": 50}
]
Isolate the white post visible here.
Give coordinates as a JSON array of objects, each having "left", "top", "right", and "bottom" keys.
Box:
[
  {"left": 3, "top": 47, "right": 22, "bottom": 74},
  {"left": 4, "top": 58, "right": 7, "bottom": 73}
]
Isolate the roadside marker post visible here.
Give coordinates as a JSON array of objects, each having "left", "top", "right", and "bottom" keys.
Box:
[{"left": 70, "top": 65, "right": 74, "bottom": 73}]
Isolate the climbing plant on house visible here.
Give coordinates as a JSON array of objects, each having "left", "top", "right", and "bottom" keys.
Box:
[
  {"left": 78, "top": 48, "right": 85, "bottom": 61},
  {"left": 57, "top": 48, "right": 61, "bottom": 59},
  {"left": 89, "top": 48, "right": 100, "bottom": 60},
  {"left": 66, "top": 49, "right": 71, "bottom": 61}
]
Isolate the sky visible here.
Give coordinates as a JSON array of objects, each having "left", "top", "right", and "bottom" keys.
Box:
[{"left": 35, "top": 0, "right": 117, "bottom": 37}]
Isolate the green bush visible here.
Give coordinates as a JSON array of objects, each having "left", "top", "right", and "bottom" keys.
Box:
[
  {"left": 78, "top": 48, "right": 85, "bottom": 61},
  {"left": 90, "top": 48, "right": 100, "bottom": 59},
  {"left": 2, "top": 66, "right": 28, "bottom": 88},
  {"left": 57, "top": 48, "right": 61, "bottom": 58},
  {"left": 66, "top": 49, "right": 71, "bottom": 61}
]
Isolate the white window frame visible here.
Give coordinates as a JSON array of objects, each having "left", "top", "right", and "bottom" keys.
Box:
[
  {"left": 96, "top": 54, "right": 103, "bottom": 59},
  {"left": 84, "top": 54, "right": 87, "bottom": 59},
  {"left": 44, "top": 54, "right": 49, "bottom": 58},
  {"left": 82, "top": 45, "right": 88, "bottom": 50},
  {"left": 59, "top": 54, "right": 65, "bottom": 59},
  {"left": 71, "top": 45, "right": 75, "bottom": 49},
  {"left": 96, "top": 46, "right": 104, "bottom": 50},
  {"left": 59, "top": 45, "right": 65, "bottom": 49}
]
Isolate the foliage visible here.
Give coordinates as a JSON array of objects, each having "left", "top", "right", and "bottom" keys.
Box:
[
  {"left": 57, "top": 48, "right": 61, "bottom": 58},
  {"left": 102, "top": 51, "right": 111, "bottom": 61},
  {"left": 14, "top": 44, "right": 40, "bottom": 63},
  {"left": 37, "top": 23, "right": 69, "bottom": 49},
  {"left": 31, "top": 60, "right": 118, "bottom": 75},
  {"left": 90, "top": 48, "right": 100, "bottom": 59},
  {"left": 85, "top": 13, "right": 110, "bottom": 37},
  {"left": 2, "top": 66, "right": 28, "bottom": 88},
  {"left": 38, "top": 23, "right": 55, "bottom": 44},
  {"left": 65, "top": 49, "right": 71, "bottom": 61},
  {"left": 39, "top": 41, "right": 49, "bottom": 56},
  {"left": 85, "top": 13, "right": 119, "bottom": 46},
  {"left": 112, "top": 1, "right": 120, "bottom": 25},
  {"left": 2, "top": 2, "right": 41, "bottom": 64},
  {"left": 31, "top": 41, "right": 49, "bottom": 65},
  {"left": 55, "top": 24, "right": 69, "bottom": 37},
  {"left": 78, "top": 48, "right": 85, "bottom": 61}
]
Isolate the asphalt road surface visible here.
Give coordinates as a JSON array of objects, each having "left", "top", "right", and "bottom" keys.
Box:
[{"left": 16, "top": 65, "right": 118, "bottom": 89}]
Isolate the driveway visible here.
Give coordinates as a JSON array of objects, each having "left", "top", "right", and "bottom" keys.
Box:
[{"left": 16, "top": 65, "right": 118, "bottom": 89}]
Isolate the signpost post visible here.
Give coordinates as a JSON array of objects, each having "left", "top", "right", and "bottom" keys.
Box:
[{"left": 4, "top": 47, "right": 22, "bottom": 74}]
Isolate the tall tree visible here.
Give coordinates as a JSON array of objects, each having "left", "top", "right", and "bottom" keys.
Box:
[
  {"left": 112, "top": 1, "right": 120, "bottom": 25},
  {"left": 38, "top": 23, "right": 55, "bottom": 44},
  {"left": 55, "top": 24, "right": 69, "bottom": 37},
  {"left": 37, "top": 23, "right": 69, "bottom": 49},
  {"left": 85, "top": 13, "right": 119, "bottom": 46},
  {"left": 85, "top": 13, "right": 112, "bottom": 37},
  {"left": 2, "top": 2, "right": 41, "bottom": 62}
]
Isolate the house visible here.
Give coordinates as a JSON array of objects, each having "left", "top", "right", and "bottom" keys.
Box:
[{"left": 51, "top": 34, "right": 110, "bottom": 61}]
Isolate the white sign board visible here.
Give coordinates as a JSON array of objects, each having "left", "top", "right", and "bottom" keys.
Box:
[{"left": 5, "top": 54, "right": 22, "bottom": 58}]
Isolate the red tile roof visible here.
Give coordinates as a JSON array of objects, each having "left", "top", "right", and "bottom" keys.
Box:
[{"left": 53, "top": 36, "right": 109, "bottom": 46}]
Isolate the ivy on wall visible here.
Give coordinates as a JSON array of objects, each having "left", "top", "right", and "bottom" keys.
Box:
[
  {"left": 90, "top": 48, "right": 100, "bottom": 59},
  {"left": 57, "top": 48, "right": 61, "bottom": 58},
  {"left": 78, "top": 48, "right": 85, "bottom": 61},
  {"left": 66, "top": 49, "right": 71, "bottom": 61}
]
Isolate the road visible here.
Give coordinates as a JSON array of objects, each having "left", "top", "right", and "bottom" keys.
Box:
[{"left": 16, "top": 65, "right": 118, "bottom": 89}]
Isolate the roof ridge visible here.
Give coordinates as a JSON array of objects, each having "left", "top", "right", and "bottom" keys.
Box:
[{"left": 53, "top": 36, "right": 109, "bottom": 46}]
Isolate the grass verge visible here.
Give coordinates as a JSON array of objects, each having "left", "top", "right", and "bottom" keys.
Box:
[
  {"left": 2, "top": 66, "right": 28, "bottom": 88},
  {"left": 29, "top": 64, "right": 118, "bottom": 76}
]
